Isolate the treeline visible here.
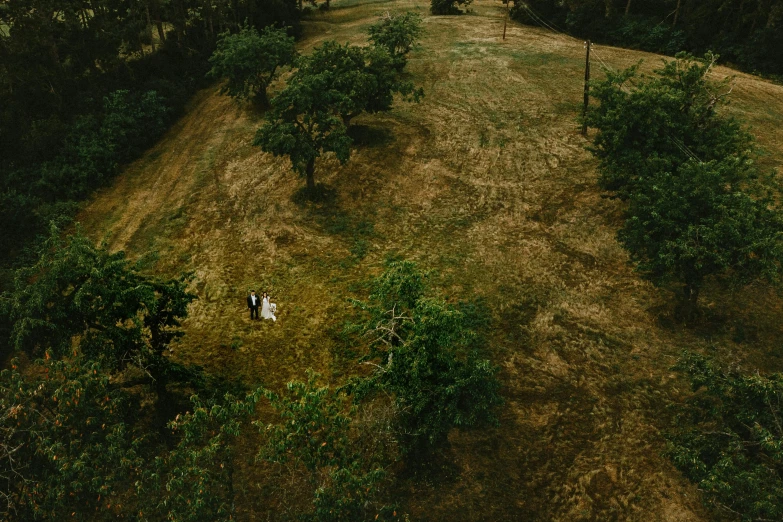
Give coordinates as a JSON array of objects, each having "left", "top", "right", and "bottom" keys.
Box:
[
  {"left": 0, "top": 0, "right": 301, "bottom": 265},
  {"left": 512, "top": 0, "right": 783, "bottom": 77}
]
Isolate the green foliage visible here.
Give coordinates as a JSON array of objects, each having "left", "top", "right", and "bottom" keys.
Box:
[
  {"left": 0, "top": 354, "right": 259, "bottom": 520},
  {"left": 208, "top": 25, "right": 297, "bottom": 106},
  {"left": 138, "top": 390, "right": 261, "bottom": 522},
  {"left": 5, "top": 227, "right": 197, "bottom": 387},
  {"left": 257, "top": 371, "right": 391, "bottom": 521},
  {"left": 258, "top": 370, "right": 353, "bottom": 471},
  {"left": 254, "top": 40, "right": 422, "bottom": 191},
  {"left": 348, "top": 261, "right": 502, "bottom": 456},
  {"left": 430, "top": 0, "right": 473, "bottom": 15},
  {"left": 510, "top": 0, "right": 783, "bottom": 77},
  {"left": 585, "top": 54, "right": 783, "bottom": 311},
  {"left": 618, "top": 158, "right": 783, "bottom": 309},
  {"left": 585, "top": 53, "right": 750, "bottom": 198},
  {"left": 0, "top": 356, "right": 142, "bottom": 521},
  {"left": 309, "top": 463, "right": 387, "bottom": 522},
  {"left": 367, "top": 12, "right": 423, "bottom": 71},
  {"left": 667, "top": 352, "right": 783, "bottom": 520}
]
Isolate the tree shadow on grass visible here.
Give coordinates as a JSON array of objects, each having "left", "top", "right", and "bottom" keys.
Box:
[
  {"left": 347, "top": 124, "right": 394, "bottom": 148},
  {"left": 291, "top": 183, "right": 338, "bottom": 206},
  {"left": 291, "top": 183, "right": 376, "bottom": 263}
]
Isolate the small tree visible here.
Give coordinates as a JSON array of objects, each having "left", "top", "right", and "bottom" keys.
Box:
[
  {"left": 348, "top": 261, "right": 502, "bottom": 457},
  {"left": 367, "top": 12, "right": 423, "bottom": 71},
  {"left": 431, "top": 0, "right": 472, "bottom": 15},
  {"left": 207, "top": 25, "right": 297, "bottom": 107},
  {"left": 667, "top": 352, "right": 783, "bottom": 520}
]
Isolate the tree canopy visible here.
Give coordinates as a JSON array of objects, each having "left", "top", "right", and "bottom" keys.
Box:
[
  {"left": 347, "top": 261, "right": 502, "bottom": 456},
  {"left": 254, "top": 40, "right": 422, "bottom": 192},
  {"left": 208, "top": 25, "right": 297, "bottom": 107},
  {"left": 667, "top": 352, "right": 783, "bottom": 520},
  {"left": 585, "top": 54, "right": 783, "bottom": 313}
]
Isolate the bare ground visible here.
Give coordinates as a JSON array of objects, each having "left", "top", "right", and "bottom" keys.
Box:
[{"left": 78, "top": 0, "right": 783, "bottom": 519}]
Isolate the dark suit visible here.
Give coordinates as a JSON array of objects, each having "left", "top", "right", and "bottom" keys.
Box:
[{"left": 247, "top": 294, "right": 260, "bottom": 319}]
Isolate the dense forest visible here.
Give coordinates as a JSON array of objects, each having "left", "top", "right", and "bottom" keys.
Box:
[
  {"left": 512, "top": 0, "right": 783, "bottom": 76},
  {"left": 2, "top": 0, "right": 783, "bottom": 519},
  {"left": 0, "top": 0, "right": 300, "bottom": 264}
]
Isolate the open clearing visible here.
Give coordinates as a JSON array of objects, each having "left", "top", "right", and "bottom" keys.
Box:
[{"left": 78, "top": 0, "right": 783, "bottom": 519}]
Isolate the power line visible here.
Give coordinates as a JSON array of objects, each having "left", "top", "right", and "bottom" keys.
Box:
[
  {"left": 589, "top": 48, "right": 703, "bottom": 163},
  {"left": 520, "top": 5, "right": 572, "bottom": 40},
  {"left": 513, "top": 2, "right": 704, "bottom": 164}
]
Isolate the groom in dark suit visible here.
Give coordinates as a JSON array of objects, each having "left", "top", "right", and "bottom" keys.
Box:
[{"left": 247, "top": 290, "right": 260, "bottom": 320}]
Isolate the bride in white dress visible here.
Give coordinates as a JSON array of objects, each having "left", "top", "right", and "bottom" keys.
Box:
[{"left": 261, "top": 292, "right": 276, "bottom": 322}]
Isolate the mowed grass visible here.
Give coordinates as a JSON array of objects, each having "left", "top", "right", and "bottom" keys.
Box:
[{"left": 77, "top": 1, "right": 783, "bottom": 520}]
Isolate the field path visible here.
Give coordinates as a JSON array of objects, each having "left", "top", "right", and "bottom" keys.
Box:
[{"left": 78, "top": 1, "right": 783, "bottom": 519}]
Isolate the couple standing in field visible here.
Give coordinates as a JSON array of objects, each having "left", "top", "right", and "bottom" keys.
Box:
[{"left": 247, "top": 290, "right": 276, "bottom": 321}]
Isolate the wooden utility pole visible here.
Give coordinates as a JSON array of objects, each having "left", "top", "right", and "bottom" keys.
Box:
[{"left": 582, "top": 40, "right": 591, "bottom": 136}]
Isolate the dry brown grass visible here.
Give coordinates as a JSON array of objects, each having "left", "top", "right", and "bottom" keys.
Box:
[{"left": 77, "top": 0, "right": 783, "bottom": 519}]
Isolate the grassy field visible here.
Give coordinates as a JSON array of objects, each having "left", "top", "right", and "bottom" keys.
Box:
[{"left": 78, "top": 0, "right": 783, "bottom": 519}]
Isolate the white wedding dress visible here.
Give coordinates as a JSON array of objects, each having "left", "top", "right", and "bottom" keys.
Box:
[{"left": 261, "top": 296, "right": 276, "bottom": 321}]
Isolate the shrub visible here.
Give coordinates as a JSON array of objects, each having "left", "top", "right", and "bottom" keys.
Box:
[{"left": 430, "top": 0, "right": 472, "bottom": 15}]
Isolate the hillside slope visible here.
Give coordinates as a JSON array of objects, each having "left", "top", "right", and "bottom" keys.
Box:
[{"left": 78, "top": 0, "right": 783, "bottom": 519}]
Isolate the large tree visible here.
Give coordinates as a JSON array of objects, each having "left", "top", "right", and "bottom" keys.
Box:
[
  {"left": 0, "top": 229, "right": 259, "bottom": 520},
  {"left": 585, "top": 53, "right": 751, "bottom": 199},
  {"left": 253, "top": 63, "right": 353, "bottom": 191},
  {"left": 347, "top": 261, "right": 502, "bottom": 456},
  {"left": 4, "top": 228, "right": 197, "bottom": 413},
  {"left": 585, "top": 54, "right": 783, "bottom": 314},
  {"left": 208, "top": 25, "right": 297, "bottom": 107},
  {"left": 254, "top": 40, "right": 421, "bottom": 191}
]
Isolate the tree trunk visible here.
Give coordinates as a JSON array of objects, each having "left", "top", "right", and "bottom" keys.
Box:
[
  {"left": 624, "top": 0, "right": 631, "bottom": 16},
  {"left": 673, "top": 0, "right": 682, "bottom": 26},
  {"left": 146, "top": 4, "right": 156, "bottom": 51},
  {"left": 680, "top": 279, "right": 701, "bottom": 321},
  {"left": 254, "top": 89, "right": 271, "bottom": 110},
  {"left": 305, "top": 158, "right": 315, "bottom": 191},
  {"left": 156, "top": 20, "right": 166, "bottom": 43}
]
